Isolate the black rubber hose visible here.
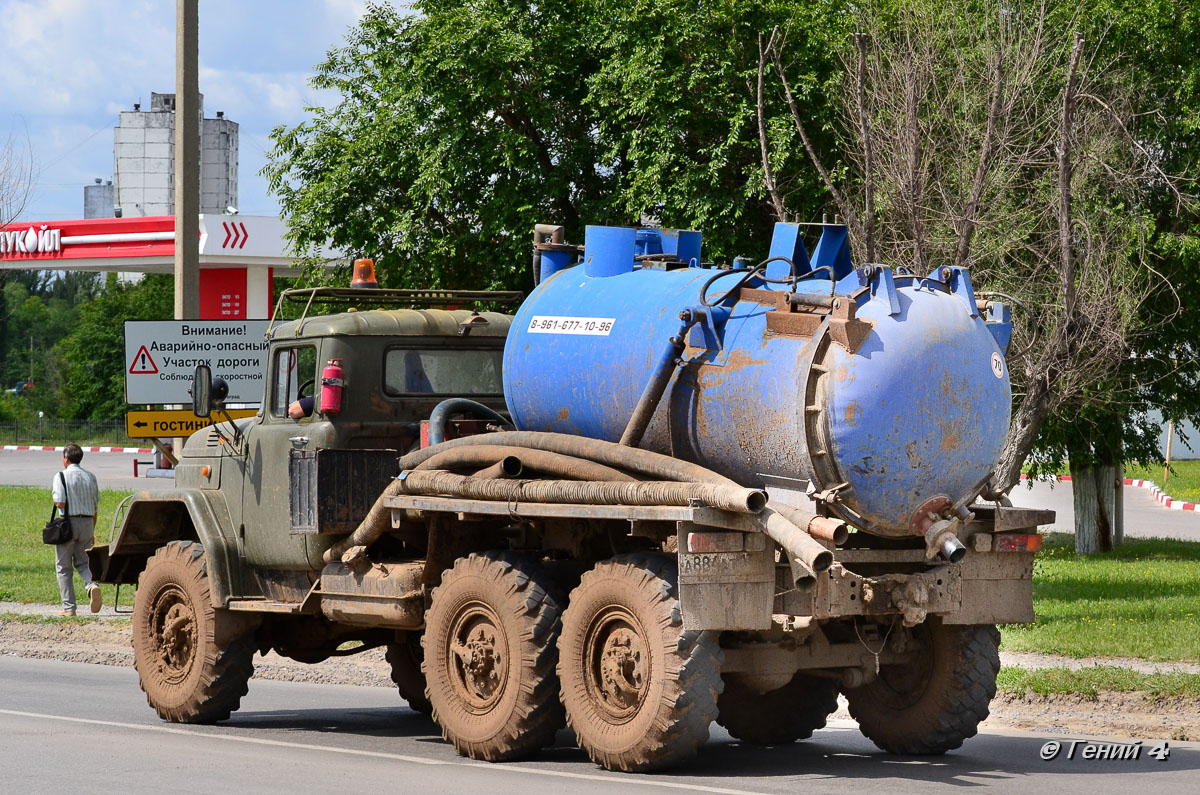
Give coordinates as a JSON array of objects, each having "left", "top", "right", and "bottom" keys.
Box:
[
  {"left": 398, "top": 431, "right": 738, "bottom": 487},
  {"left": 427, "top": 399, "right": 511, "bottom": 446}
]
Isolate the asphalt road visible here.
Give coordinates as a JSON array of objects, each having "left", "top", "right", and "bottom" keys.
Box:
[
  {"left": 1, "top": 657, "right": 1196, "bottom": 794},
  {"left": 0, "top": 449, "right": 175, "bottom": 492},
  {"left": 1012, "top": 480, "right": 1200, "bottom": 541}
]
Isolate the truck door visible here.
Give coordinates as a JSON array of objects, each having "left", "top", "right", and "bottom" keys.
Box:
[{"left": 241, "top": 343, "right": 324, "bottom": 569}]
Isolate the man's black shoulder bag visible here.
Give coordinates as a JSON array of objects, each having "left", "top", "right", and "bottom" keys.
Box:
[{"left": 43, "top": 471, "right": 74, "bottom": 545}]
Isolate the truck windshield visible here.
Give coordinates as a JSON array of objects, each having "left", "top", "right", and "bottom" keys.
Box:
[{"left": 384, "top": 348, "right": 503, "bottom": 395}]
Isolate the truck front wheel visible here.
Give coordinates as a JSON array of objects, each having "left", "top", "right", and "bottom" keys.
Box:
[
  {"left": 845, "top": 619, "right": 1000, "bottom": 754},
  {"left": 132, "top": 541, "right": 255, "bottom": 723},
  {"left": 422, "top": 552, "right": 565, "bottom": 761},
  {"left": 386, "top": 631, "right": 432, "bottom": 715},
  {"left": 558, "top": 554, "right": 723, "bottom": 772},
  {"left": 717, "top": 673, "right": 839, "bottom": 745}
]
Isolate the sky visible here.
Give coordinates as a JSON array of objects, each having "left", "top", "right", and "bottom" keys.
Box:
[{"left": 0, "top": 0, "right": 374, "bottom": 222}]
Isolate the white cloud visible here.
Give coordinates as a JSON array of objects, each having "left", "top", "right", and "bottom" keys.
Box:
[{"left": 0, "top": 0, "right": 367, "bottom": 221}]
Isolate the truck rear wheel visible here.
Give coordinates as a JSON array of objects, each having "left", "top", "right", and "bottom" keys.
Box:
[
  {"left": 717, "top": 673, "right": 839, "bottom": 745},
  {"left": 558, "top": 554, "right": 723, "bottom": 772},
  {"left": 386, "top": 631, "right": 432, "bottom": 715},
  {"left": 422, "top": 552, "right": 564, "bottom": 761},
  {"left": 845, "top": 620, "right": 1000, "bottom": 754},
  {"left": 132, "top": 541, "right": 255, "bottom": 723}
]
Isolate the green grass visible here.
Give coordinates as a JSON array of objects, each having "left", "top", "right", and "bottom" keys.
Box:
[
  {"left": 1127, "top": 459, "right": 1200, "bottom": 503},
  {"left": 0, "top": 486, "right": 135, "bottom": 607},
  {"left": 998, "top": 665, "right": 1200, "bottom": 698},
  {"left": 1000, "top": 533, "right": 1200, "bottom": 662}
]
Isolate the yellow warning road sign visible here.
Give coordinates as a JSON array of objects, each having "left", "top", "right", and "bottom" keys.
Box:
[{"left": 125, "top": 409, "right": 258, "bottom": 438}]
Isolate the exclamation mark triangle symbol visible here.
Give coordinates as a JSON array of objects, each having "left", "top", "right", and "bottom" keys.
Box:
[{"left": 129, "top": 345, "right": 159, "bottom": 374}]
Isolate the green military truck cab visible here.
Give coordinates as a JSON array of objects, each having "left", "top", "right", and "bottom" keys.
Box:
[{"left": 89, "top": 289, "right": 516, "bottom": 720}]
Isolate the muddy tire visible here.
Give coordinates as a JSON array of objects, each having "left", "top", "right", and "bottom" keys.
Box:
[
  {"left": 717, "top": 673, "right": 839, "bottom": 745},
  {"left": 846, "top": 620, "right": 1000, "bottom": 754},
  {"left": 132, "top": 541, "right": 255, "bottom": 723},
  {"left": 386, "top": 631, "right": 432, "bottom": 715},
  {"left": 422, "top": 552, "right": 564, "bottom": 761},
  {"left": 558, "top": 553, "right": 723, "bottom": 772}
]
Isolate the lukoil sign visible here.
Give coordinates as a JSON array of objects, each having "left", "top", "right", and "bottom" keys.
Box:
[{"left": 0, "top": 225, "right": 62, "bottom": 255}]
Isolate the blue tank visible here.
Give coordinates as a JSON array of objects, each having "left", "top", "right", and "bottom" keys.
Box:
[{"left": 504, "top": 222, "right": 1013, "bottom": 537}]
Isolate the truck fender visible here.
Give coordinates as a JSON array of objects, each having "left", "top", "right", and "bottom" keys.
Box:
[{"left": 88, "top": 489, "right": 257, "bottom": 608}]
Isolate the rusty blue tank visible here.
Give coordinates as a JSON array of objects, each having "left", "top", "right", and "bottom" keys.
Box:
[{"left": 503, "top": 222, "right": 1013, "bottom": 537}]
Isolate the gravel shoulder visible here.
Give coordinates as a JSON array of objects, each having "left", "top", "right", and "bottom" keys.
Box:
[{"left": 3, "top": 615, "right": 1196, "bottom": 742}]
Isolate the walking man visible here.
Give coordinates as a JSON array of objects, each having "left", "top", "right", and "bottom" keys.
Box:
[{"left": 51, "top": 443, "right": 101, "bottom": 616}]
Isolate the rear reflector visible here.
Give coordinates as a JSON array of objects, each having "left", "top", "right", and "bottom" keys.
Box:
[{"left": 993, "top": 533, "right": 1043, "bottom": 552}]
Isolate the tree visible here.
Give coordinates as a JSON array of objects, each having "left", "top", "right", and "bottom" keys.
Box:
[
  {"left": 581, "top": 0, "right": 846, "bottom": 259},
  {"left": 0, "top": 127, "right": 35, "bottom": 383},
  {"left": 1004, "top": 0, "right": 1200, "bottom": 552},
  {"left": 54, "top": 274, "right": 173, "bottom": 420},
  {"left": 264, "top": 1, "right": 846, "bottom": 288},
  {"left": 759, "top": 0, "right": 1194, "bottom": 552},
  {"left": 265, "top": 0, "right": 615, "bottom": 291}
]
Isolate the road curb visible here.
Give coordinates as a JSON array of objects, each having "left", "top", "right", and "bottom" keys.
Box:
[
  {"left": 1123, "top": 477, "right": 1200, "bottom": 512},
  {"left": 1019, "top": 473, "right": 1200, "bottom": 512},
  {"left": 0, "top": 445, "right": 153, "bottom": 454}
]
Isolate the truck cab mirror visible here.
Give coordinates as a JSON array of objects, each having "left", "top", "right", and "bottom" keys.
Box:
[{"left": 191, "top": 365, "right": 228, "bottom": 418}]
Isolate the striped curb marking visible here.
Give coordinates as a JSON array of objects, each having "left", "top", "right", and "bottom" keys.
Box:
[
  {"left": 1019, "top": 473, "right": 1200, "bottom": 512},
  {"left": 1123, "top": 477, "right": 1200, "bottom": 512},
  {"left": 1, "top": 445, "right": 153, "bottom": 454}
]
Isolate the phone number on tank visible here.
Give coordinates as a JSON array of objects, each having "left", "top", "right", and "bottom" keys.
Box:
[{"left": 527, "top": 316, "right": 616, "bottom": 335}]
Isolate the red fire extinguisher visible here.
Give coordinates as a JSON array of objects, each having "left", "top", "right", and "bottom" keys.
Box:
[{"left": 321, "top": 358, "right": 345, "bottom": 415}]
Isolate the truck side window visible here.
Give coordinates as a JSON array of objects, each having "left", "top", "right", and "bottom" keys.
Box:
[
  {"left": 383, "top": 348, "right": 503, "bottom": 396},
  {"left": 270, "top": 346, "right": 318, "bottom": 417}
]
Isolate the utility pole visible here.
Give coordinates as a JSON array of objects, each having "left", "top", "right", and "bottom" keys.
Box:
[{"left": 174, "top": 0, "right": 199, "bottom": 320}]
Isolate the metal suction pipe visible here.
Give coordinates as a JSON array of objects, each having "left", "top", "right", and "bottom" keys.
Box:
[
  {"left": 774, "top": 504, "right": 849, "bottom": 546},
  {"left": 762, "top": 508, "right": 834, "bottom": 590},
  {"left": 619, "top": 309, "right": 699, "bottom": 448},
  {"left": 941, "top": 535, "right": 967, "bottom": 563}
]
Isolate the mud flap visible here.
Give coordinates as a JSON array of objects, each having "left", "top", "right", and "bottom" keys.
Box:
[{"left": 676, "top": 527, "right": 774, "bottom": 631}]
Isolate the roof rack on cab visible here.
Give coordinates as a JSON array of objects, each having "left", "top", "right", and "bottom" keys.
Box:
[{"left": 266, "top": 286, "right": 525, "bottom": 340}]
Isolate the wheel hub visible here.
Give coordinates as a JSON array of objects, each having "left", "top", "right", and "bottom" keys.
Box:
[
  {"left": 153, "top": 590, "right": 196, "bottom": 682},
  {"left": 587, "top": 612, "right": 649, "bottom": 719},
  {"left": 449, "top": 606, "right": 507, "bottom": 710}
]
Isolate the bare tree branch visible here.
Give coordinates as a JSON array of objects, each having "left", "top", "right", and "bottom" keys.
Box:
[
  {"left": 953, "top": 48, "right": 1005, "bottom": 270},
  {"left": 855, "top": 33, "right": 877, "bottom": 262},
  {"left": 770, "top": 40, "right": 857, "bottom": 232},
  {"left": 902, "top": 41, "right": 927, "bottom": 272},
  {"left": 757, "top": 29, "right": 786, "bottom": 222},
  {"left": 1057, "top": 33, "right": 1085, "bottom": 316},
  {"left": 1078, "top": 90, "right": 1192, "bottom": 210},
  {"left": 0, "top": 127, "right": 35, "bottom": 229}
]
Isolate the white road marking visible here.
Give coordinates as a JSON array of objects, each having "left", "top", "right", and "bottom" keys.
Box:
[{"left": 0, "top": 709, "right": 773, "bottom": 794}]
